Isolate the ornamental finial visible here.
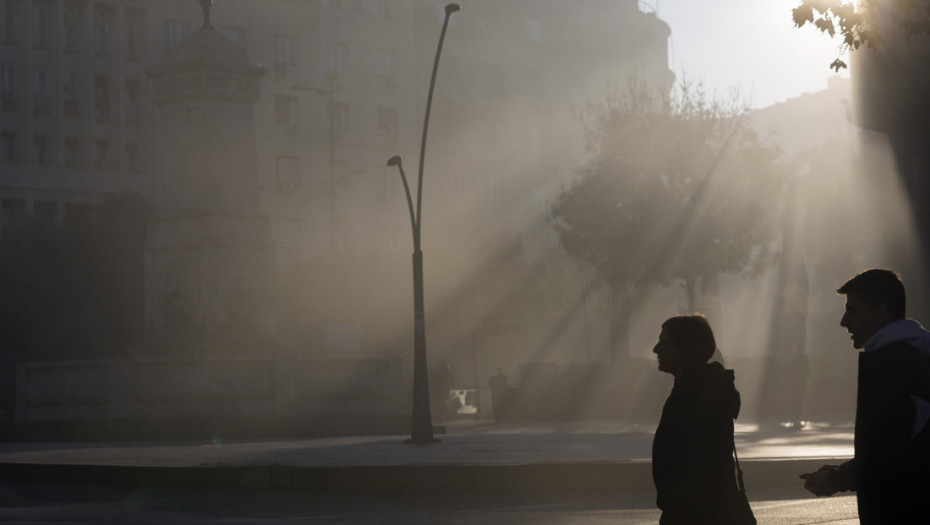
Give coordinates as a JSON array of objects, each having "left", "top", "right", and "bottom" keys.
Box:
[{"left": 198, "top": 0, "right": 214, "bottom": 30}]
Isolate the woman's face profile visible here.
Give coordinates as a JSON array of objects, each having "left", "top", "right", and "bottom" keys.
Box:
[{"left": 653, "top": 326, "right": 682, "bottom": 377}]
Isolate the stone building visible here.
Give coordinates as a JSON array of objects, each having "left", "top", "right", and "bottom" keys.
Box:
[
  {"left": 1, "top": 0, "right": 670, "bottom": 263},
  {"left": 1, "top": 0, "right": 673, "bottom": 435},
  {"left": 849, "top": 1, "right": 930, "bottom": 309},
  {"left": 1, "top": 0, "right": 672, "bottom": 365}
]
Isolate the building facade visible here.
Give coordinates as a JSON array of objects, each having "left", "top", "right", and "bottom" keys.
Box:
[{"left": 1, "top": 0, "right": 670, "bottom": 264}]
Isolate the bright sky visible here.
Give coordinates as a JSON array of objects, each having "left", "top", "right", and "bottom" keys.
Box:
[{"left": 655, "top": 0, "right": 850, "bottom": 108}]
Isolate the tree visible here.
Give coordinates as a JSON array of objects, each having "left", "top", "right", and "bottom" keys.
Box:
[
  {"left": 793, "top": 0, "right": 930, "bottom": 70},
  {"left": 551, "top": 80, "right": 789, "bottom": 361}
]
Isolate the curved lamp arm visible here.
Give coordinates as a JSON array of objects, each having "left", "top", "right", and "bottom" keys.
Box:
[
  {"left": 415, "top": 3, "right": 460, "bottom": 235},
  {"left": 387, "top": 156, "right": 418, "bottom": 248}
]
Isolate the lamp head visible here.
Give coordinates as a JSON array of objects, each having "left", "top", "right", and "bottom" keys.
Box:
[
  {"left": 445, "top": 4, "right": 460, "bottom": 15},
  {"left": 387, "top": 156, "right": 403, "bottom": 167}
]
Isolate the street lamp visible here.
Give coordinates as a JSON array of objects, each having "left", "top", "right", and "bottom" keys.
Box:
[{"left": 387, "top": 3, "right": 460, "bottom": 445}]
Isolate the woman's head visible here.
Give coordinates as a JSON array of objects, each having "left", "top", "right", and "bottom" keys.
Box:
[{"left": 654, "top": 314, "right": 716, "bottom": 376}]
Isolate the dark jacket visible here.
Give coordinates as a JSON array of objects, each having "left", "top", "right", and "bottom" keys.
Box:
[
  {"left": 652, "top": 361, "right": 743, "bottom": 524},
  {"left": 829, "top": 341, "right": 930, "bottom": 524}
]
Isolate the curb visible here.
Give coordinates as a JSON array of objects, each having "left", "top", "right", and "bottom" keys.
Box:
[{"left": 0, "top": 457, "right": 848, "bottom": 493}]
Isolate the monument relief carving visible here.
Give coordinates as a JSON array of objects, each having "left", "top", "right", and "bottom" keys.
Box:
[
  {"left": 158, "top": 258, "right": 200, "bottom": 323},
  {"left": 217, "top": 256, "right": 263, "bottom": 322}
]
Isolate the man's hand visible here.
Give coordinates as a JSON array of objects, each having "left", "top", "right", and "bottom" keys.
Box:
[{"left": 800, "top": 465, "right": 839, "bottom": 497}]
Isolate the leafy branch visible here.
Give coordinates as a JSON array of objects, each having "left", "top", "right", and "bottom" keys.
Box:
[{"left": 793, "top": 0, "right": 930, "bottom": 71}]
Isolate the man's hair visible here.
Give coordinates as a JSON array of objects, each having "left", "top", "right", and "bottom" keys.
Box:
[
  {"left": 662, "top": 314, "right": 716, "bottom": 366},
  {"left": 837, "top": 268, "right": 906, "bottom": 320}
]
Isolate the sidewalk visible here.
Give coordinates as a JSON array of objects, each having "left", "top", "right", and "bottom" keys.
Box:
[{"left": 0, "top": 419, "right": 853, "bottom": 493}]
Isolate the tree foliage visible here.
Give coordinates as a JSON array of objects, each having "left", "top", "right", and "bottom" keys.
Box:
[
  {"left": 550, "top": 80, "right": 789, "bottom": 358},
  {"left": 554, "top": 80, "right": 787, "bottom": 290},
  {"left": 793, "top": 0, "right": 930, "bottom": 71}
]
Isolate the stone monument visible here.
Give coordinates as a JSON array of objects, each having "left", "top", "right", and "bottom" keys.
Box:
[
  {"left": 139, "top": 0, "right": 278, "bottom": 355},
  {"left": 10, "top": 1, "right": 405, "bottom": 440}
]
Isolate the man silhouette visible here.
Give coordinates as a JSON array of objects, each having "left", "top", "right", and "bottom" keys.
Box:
[{"left": 800, "top": 269, "right": 930, "bottom": 524}]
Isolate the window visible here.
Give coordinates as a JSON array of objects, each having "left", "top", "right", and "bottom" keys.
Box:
[
  {"left": 275, "top": 34, "right": 296, "bottom": 66},
  {"left": 64, "top": 137, "right": 79, "bottom": 167},
  {"left": 124, "top": 142, "right": 138, "bottom": 172},
  {"left": 1, "top": 199, "right": 26, "bottom": 231},
  {"left": 328, "top": 101, "right": 349, "bottom": 133},
  {"left": 33, "top": 0, "right": 49, "bottom": 47},
  {"left": 1, "top": 132, "right": 15, "bottom": 162},
  {"left": 93, "top": 6, "right": 110, "bottom": 55},
  {"left": 32, "top": 134, "right": 48, "bottom": 164},
  {"left": 63, "top": 72, "right": 79, "bottom": 116},
  {"left": 326, "top": 42, "right": 348, "bottom": 74},
  {"left": 64, "top": 3, "right": 81, "bottom": 51},
  {"left": 94, "top": 76, "right": 109, "bottom": 120},
  {"left": 525, "top": 18, "right": 542, "bottom": 42},
  {"left": 33, "top": 69, "right": 48, "bottom": 114},
  {"left": 1, "top": 199, "right": 25, "bottom": 231},
  {"left": 1, "top": 64, "right": 12, "bottom": 91},
  {"left": 65, "top": 203, "right": 93, "bottom": 227},
  {"left": 32, "top": 69, "right": 46, "bottom": 95},
  {"left": 221, "top": 26, "right": 245, "bottom": 48},
  {"left": 94, "top": 139, "right": 108, "bottom": 168},
  {"left": 275, "top": 95, "right": 298, "bottom": 126},
  {"left": 0, "top": 65, "right": 15, "bottom": 111},
  {"left": 474, "top": 17, "right": 489, "bottom": 33},
  {"left": 1, "top": 0, "right": 19, "bottom": 44},
  {"left": 361, "top": 0, "right": 389, "bottom": 16},
  {"left": 33, "top": 201, "right": 57, "bottom": 231},
  {"left": 125, "top": 9, "right": 143, "bottom": 58},
  {"left": 377, "top": 107, "right": 397, "bottom": 134},
  {"left": 375, "top": 49, "right": 395, "bottom": 79},
  {"left": 124, "top": 78, "right": 139, "bottom": 122},
  {"left": 276, "top": 155, "right": 300, "bottom": 193},
  {"left": 165, "top": 19, "right": 189, "bottom": 47}
]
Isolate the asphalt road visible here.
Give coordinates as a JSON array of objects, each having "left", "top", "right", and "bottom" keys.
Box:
[{"left": 0, "top": 481, "right": 860, "bottom": 524}]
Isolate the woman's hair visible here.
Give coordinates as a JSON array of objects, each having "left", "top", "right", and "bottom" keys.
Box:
[{"left": 661, "top": 314, "right": 716, "bottom": 366}]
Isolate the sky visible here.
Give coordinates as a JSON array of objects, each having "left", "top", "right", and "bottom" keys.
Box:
[{"left": 654, "top": 0, "right": 850, "bottom": 108}]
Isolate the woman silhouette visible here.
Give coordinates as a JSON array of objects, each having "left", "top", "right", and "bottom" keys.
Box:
[{"left": 651, "top": 314, "right": 754, "bottom": 524}]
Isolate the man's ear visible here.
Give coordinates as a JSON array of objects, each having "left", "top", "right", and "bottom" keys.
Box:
[{"left": 875, "top": 303, "right": 893, "bottom": 325}]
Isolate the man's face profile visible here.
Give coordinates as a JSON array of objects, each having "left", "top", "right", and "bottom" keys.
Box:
[{"left": 840, "top": 293, "right": 890, "bottom": 349}]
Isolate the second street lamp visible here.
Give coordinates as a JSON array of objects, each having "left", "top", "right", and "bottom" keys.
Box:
[{"left": 387, "top": 3, "right": 460, "bottom": 445}]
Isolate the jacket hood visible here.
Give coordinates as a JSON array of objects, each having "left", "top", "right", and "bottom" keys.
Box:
[
  {"left": 686, "top": 361, "right": 741, "bottom": 420},
  {"left": 865, "top": 318, "right": 930, "bottom": 439},
  {"left": 865, "top": 318, "right": 930, "bottom": 354}
]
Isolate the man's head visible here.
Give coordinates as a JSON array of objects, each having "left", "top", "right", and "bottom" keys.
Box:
[{"left": 837, "top": 268, "right": 906, "bottom": 349}]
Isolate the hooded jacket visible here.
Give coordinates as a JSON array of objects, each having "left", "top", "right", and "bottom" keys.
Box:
[
  {"left": 829, "top": 319, "right": 930, "bottom": 524},
  {"left": 652, "top": 361, "right": 743, "bottom": 524}
]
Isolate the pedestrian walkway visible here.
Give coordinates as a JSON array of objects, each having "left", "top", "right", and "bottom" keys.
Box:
[{"left": 0, "top": 419, "right": 853, "bottom": 493}]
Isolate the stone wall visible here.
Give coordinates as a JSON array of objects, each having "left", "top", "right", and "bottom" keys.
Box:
[{"left": 11, "top": 354, "right": 404, "bottom": 440}]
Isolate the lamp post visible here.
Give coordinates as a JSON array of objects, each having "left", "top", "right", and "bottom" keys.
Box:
[{"left": 387, "top": 3, "right": 460, "bottom": 445}]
